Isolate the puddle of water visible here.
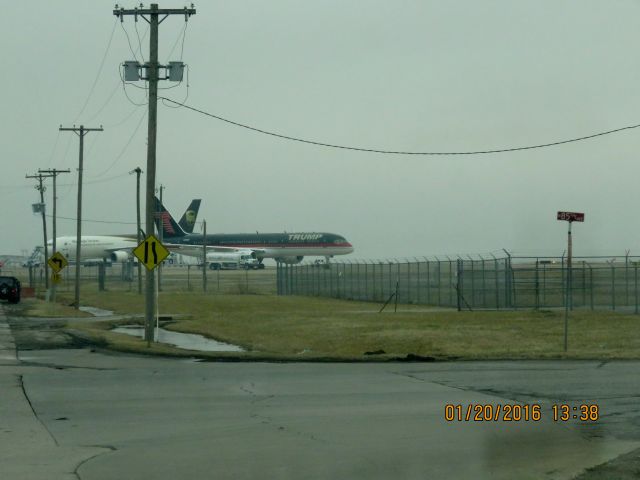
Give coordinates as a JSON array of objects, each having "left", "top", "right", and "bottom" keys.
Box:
[
  {"left": 112, "top": 326, "right": 244, "bottom": 352},
  {"left": 79, "top": 306, "right": 114, "bottom": 317}
]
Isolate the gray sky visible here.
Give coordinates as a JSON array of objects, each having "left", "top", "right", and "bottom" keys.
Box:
[{"left": 2, "top": 1, "right": 640, "bottom": 260}]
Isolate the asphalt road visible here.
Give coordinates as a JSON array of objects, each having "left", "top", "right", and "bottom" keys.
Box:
[{"left": 2, "top": 309, "right": 640, "bottom": 479}]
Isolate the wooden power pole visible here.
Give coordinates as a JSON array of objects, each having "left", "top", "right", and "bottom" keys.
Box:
[
  {"left": 131, "top": 167, "right": 143, "bottom": 294},
  {"left": 114, "top": 4, "right": 196, "bottom": 343},
  {"left": 59, "top": 125, "right": 103, "bottom": 309},
  {"left": 38, "top": 168, "right": 70, "bottom": 301},
  {"left": 26, "top": 172, "right": 54, "bottom": 295}
]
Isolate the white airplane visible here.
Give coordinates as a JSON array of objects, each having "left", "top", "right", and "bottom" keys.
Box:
[
  {"left": 50, "top": 235, "right": 140, "bottom": 264},
  {"left": 28, "top": 200, "right": 201, "bottom": 265}
]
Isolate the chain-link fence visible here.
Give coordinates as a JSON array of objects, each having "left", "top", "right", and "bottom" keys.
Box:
[
  {"left": 9, "top": 263, "right": 277, "bottom": 296},
  {"left": 277, "top": 255, "right": 640, "bottom": 312}
]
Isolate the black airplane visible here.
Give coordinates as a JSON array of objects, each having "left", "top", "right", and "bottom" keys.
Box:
[{"left": 154, "top": 197, "right": 354, "bottom": 265}]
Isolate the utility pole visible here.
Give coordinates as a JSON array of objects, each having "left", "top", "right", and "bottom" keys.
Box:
[
  {"left": 59, "top": 125, "right": 104, "bottom": 309},
  {"left": 115, "top": 4, "right": 196, "bottom": 343},
  {"left": 158, "top": 183, "right": 164, "bottom": 291},
  {"left": 130, "top": 167, "right": 143, "bottom": 294},
  {"left": 38, "top": 168, "right": 70, "bottom": 301},
  {"left": 202, "top": 219, "right": 207, "bottom": 292},
  {"left": 26, "top": 172, "right": 54, "bottom": 295}
]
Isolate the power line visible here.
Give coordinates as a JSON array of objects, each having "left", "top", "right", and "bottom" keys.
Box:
[
  {"left": 120, "top": 21, "right": 140, "bottom": 63},
  {"left": 165, "top": 21, "right": 187, "bottom": 62},
  {"left": 103, "top": 104, "right": 142, "bottom": 129},
  {"left": 179, "top": 20, "right": 188, "bottom": 61},
  {"left": 159, "top": 96, "right": 640, "bottom": 155},
  {"left": 74, "top": 18, "right": 118, "bottom": 123},
  {"left": 94, "top": 109, "right": 147, "bottom": 177},
  {"left": 134, "top": 19, "right": 146, "bottom": 63},
  {"left": 45, "top": 214, "right": 136, "bottom": 225},
  {"left": 85, "top": 79, "right": 121, "bottom": 123},
  {"left": 45, "top": 130, "right": 61, "bottom": 168}
]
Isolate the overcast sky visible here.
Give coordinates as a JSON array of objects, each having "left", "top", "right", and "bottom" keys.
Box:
[{"left": 2, "top": 1, "right": 640, "bottom": 260}]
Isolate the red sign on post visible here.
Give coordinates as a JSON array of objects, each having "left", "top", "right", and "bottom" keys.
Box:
[{"left": 557, "top": 211, "right": 584, "bottom": 222}]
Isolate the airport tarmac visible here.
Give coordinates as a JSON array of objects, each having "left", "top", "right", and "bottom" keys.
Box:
[{"left": 1, "top": 311, "right": 640, "bottom": 479}]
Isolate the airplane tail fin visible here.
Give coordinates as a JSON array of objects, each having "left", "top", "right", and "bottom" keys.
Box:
[
  {"left": 154, "top": 196, "right": 187, "bottom": 238},
  {"left": 178, "top": 199, "right": 201, "bottom": 234}
]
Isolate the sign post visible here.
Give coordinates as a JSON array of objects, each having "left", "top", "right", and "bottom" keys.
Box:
[
  {"left": 47, "top": 251, "right": 68, "bottom": 274},
  {"left": 48, "top": 252, "right": 69, "bottom": 300},
  {"left": 132, "top": 234, "right": 170, "bottom": 345},
  {"left": 557, "top": 211, "right": 585, "bottom": 352}
]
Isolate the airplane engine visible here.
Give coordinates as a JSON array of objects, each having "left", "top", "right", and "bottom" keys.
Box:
[
  {"left": 275, "top": 256, "right": 304, "bottom": 265},
  {"left": 110, "top": 251, "right": 131, "bottom": 263}
]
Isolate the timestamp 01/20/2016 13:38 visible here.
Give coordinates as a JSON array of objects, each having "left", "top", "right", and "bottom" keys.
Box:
[{"left": 444, "top": 403, "right": 600, "bottom": 422}]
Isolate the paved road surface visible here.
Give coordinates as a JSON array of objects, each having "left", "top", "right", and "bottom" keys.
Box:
[{"left": 1, "top": 309, "right": 639, "bottom": 479}]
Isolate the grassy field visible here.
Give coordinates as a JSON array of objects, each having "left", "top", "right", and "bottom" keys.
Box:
[{"left": 41, "top": 289, "right": 640, "bottom": 361}]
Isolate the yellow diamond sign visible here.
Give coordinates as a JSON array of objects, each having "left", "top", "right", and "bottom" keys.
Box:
[
  {"left": 48, "top": 252, "right": 68, "bottom": 273},
  {"left": 133, "top": 234, "right": 170, "bottom": 271}
]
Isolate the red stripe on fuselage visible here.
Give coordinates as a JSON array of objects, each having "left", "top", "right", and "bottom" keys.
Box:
[{"left": 210, "top": 242, "right": 353, "bottom": 248}]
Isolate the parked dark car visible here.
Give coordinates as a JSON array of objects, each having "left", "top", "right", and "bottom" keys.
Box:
[{"left": 0, "top": 276, "right": 21, "bottom": 303}]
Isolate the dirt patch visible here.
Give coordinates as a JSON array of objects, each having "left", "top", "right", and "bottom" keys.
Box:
[{"left": 6, "top": 317, "right": 87, "bottom": 350}]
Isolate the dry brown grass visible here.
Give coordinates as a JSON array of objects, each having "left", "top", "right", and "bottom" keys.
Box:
[{"left": 56, "top": 290, "right": 640, "bottom": 360}]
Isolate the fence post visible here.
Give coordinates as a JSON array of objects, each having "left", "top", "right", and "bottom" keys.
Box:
[
  {"left": 425, "top": 257, "right": 431, "bottom": 305},
  {"left": 611, "top": 261, "right": 616, "bottom": 310},
  {"left": 626, "top": 251, "right": 630, "bottom": 307},
  {"left": 435, "top": 257, "right": 442, "bottom": 306},
  {"left": 406, "top": 260, "right": 411, "bottom": 304},
  {"left": 635, "top": 261, "right": 638, "bottom": 314},
  {"left": 380, "top": 260, "right": 385, "bottom": 302},
  {"left": 371, "top": 262, "right": 376, "bottom": 301},
  {"left": 446, "top": 256, "right": 453, "bottom": 307},
  {"left": 330, "top": 262, "right": 335, "bottom": 298},
  {"left": 490, "top": 253, "right": 499, "bottom": 309},
  {"left": 542, "top": 265, "right": 547, "bottom": 307},
  {"left": 479, "top": 255, "right": 487, "bottom": 307},
  {"left": 504, "top": 256, "right": 510, "bottom": 308},
  {"left": 276, "top": 263, "right": 280, "bottom": 295},
  {"left": 503, "top": 250, "right": 512, "bottom": 309},
  {"left": 390, "top": 261, "right": 395, "bottom": 303},
  {"left": 467, "top": 255, "right": 475, "bottom": 307},
  {"left": 98, "top": 262, "right": 105, "bottom": 292},
  {"left": 535, "top": 259, "right": 540, "bottom": 310},
  {"left": 416, "top": 258, "right": 421, "bottom": 305},
  {"left": 281, "top": 263, "right": 286, "bottom": 295},
  {"left": 456, "top": 258, "right": 463, "bottom": 311},
  {"left": 560, "top": 251, "right": 565, "bottom": 308},
  {"left": 590, "top": 264, "right": 594, "bottom": 310},
  {"left": 353, "top": 261, "right": 357, "bottom": 300},
  {"left": 582, "top": 261, "right": 586, "bottom": 308},
  {"left": 363, "top": 262, "right": 368, "bottom": 301},
  {"left": 398, "top": 260, "right": 403, "bottom": 304},
  {"left": 291, "top": 264, "right": 295, "bottom": 295}
]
